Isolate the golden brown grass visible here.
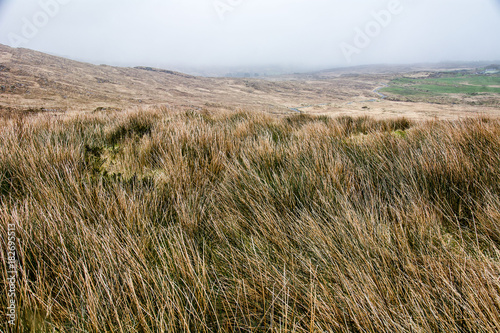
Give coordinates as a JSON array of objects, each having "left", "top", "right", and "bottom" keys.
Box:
[{"left": 1, "top": 107, "right": 500, "bottom": 332}]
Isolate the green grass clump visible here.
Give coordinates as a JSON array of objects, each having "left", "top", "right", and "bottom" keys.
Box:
[{"left": 1, "top": 109, "right": 500, "bottom": 332}]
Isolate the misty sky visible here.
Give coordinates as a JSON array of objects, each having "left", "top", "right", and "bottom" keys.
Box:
[{"left": 0, "top": 0, "right": 499, "bottom": 72}]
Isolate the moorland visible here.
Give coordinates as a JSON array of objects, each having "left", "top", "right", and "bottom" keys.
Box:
[{"left": 1, "top": 43, "right": 500, "bottom": 332}]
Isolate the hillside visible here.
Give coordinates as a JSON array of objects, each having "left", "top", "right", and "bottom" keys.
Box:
[
  {"left": 2, "top": 44, "right": 500, "bottom": 120},
  {"left": 0, "top": 43, "right": 356, "bottom": 114}
]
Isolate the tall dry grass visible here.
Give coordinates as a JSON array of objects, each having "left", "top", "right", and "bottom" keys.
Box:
[{"left": 1, "top": 107, "right": 500, "bottom": 332}]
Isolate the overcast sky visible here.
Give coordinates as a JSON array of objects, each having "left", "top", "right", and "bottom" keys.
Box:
[{"left": 1, "top": 0, "right": 499, "bottom": 72}]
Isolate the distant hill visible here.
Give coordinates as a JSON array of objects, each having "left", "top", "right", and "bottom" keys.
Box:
[
  {"left": 485, "top": 64, "right": 500, "bottom": 70},
  {"left": 0, "top": 43, "right": 228, "bottom": 111},
  {"left": 133, "top": 66, "right": 195, "bottom": 79},
  {"left": 2, "top": 43, "right": 499, "bottom": 120},
  {"left": 0, "top": 43, "right": 357, "bottom": 112}
]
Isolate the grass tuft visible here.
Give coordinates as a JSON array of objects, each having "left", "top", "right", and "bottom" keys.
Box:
[{"left": 1, "top": 108, "right": 500, "bottom": 332}]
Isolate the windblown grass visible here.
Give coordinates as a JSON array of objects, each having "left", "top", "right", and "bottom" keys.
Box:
[{"left": 1, "top": 108, "right": 500, "bottom": 332}]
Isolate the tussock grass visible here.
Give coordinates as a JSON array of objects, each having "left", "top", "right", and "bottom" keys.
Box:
[{"left": 1, "top": 108, "right": 500, "bottom": 332}]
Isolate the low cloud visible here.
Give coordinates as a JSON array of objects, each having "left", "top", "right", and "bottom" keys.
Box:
[{"left": 0, "top": 0, "right": 499, "bottom": 72}]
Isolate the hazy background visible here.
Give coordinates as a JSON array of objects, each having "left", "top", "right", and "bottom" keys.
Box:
[{"left": 1, "top": 0, "right": 499, "bottom": 75}]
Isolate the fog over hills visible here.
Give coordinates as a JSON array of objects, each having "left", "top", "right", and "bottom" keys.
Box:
[{"left": 0, "top": 0, "right": 499, "bottom": 75}]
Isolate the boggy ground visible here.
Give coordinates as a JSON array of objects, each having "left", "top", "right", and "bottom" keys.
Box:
[{"left": 1, "top": 107, "right": 500, "bottom": 332}]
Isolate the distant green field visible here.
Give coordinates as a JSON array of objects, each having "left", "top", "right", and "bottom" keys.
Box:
[{"left": 382, "top": 74, "right": 500, "bottom": 98}]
